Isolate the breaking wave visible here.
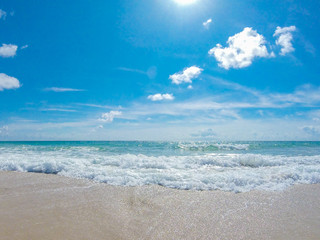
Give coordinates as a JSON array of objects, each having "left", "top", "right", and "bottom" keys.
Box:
[{"left": 1, "top": 142, "right": 320, "bottom": 192}]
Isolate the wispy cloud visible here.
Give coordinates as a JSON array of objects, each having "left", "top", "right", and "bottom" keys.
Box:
[
  {"left": 21, "top": 45, "right": 29, "bottom": 49},
  {"left": 208, "top": 76, "right": 261, "bottom": 96},
  {"left": 218, "top": 109, "right": 241, "bottom": 119},
  {"left": 273, "top": 26, "right": 296, "bottom": 56},
  {"left": 118, "top": 66, "right": 157, "bottom": 79},
  {"left": 76, "top": 103, "right": 122, "bottom": 109},
  {"left": 118, "top": 67, "right": 145, "bottom": 75},
  {"left": 147, "top": 93, "right": 174, "bottom": 101},
  {"left": 121, "top": 77, "right": 320, "bottom": 122},
  {"left": 0, "top": 73, "right": 20, "bottom": 91},
  {"left": 5, "top": 116, "right": 317, "bottom": 141},
  {"left": 191, "top": 128, "right": 216, "bottom": 138},
  {"left": 270, "top": 84, "right": 320, "bottom": 106},
  {"left": 0, "top": 125, "right": 9, "bottom": 136},
  {"left": 5, "top": 85, "right": 320, "bottom": 140},
  {"left": 126, "top": 99, "right": 254, "bottom": 120},
  {"left": 169, "top": 66, "right": 203, "bottom": 85},
  {"left": 39, "top": 108, "right": 77, "bottom": 112},
  {"left": 209, "top": 76, "right": 320, "bottom": 108},
  {"left": 209, "top": 27, "right": 272, "bottom": 69},
  {"left": 203, "top": 18, "right": 212, "bottom": 29},
  {"left": 44, "top": 87, "right": 85, "bottom": 92},
  {"left": 0, "top": 44, "right": 18, "bottom": 58},
  {"left": 0, "top": 9, "right": 7, "bottom": 20}
]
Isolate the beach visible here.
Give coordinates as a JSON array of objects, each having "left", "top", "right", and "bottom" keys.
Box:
[
  {"left": 0, "top": 171, "right": 319, "bottom": 240},
  {"left": 1, "top": 0, "right": 319, "bottom": 239}
]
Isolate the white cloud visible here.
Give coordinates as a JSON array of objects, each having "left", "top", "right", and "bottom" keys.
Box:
[
  {"left": 124, "top": 79, "right": 320, "bottom": 122},
  {"left": 203, "top": 18, "right": 212, "bottom": 29},
  {"left": 209, "top": 77, "right": 320, "bottom": 108},
  {"left": 118, "top": 66, "right": 157, "bottom": 79},
  {"left": 44, "top": 87, "right": 85, "bottom": 92},
  {"left": 99, "top": 111, "right": 122, "bottom": 123},
  {"left": 0, "top": 44, "right": 18, "bottom": 57},
  {"left": 191, "top": 128, "right": 216, "bottom": 138},
  {"left": 21, "top": 45, "right": 29, "bottom": 49},
  {"left": 40, "top": 108, "right": 77, "bottom": 112},
  {"left": 0, "top": 9, "right": 7, "bottom": 20},
  {"left": 0, "top": 73, "right": 20, "bottom": 91},
  {"left": 273, "top": 26, "right": 296, "bottom": 55},
  {"left": 77, "top": 103, "right": 122, "bottom": 109},
  {"left": 147, "top": 93, "right": 175, "bottom": 101},
  {"left": 209, "top": 27, "right": 271, "bottom": 69},
  {"left": 271, "top": 84, "right": 320, "bottom": 105},
  {"left": 169, "top": 66, "right": 203, "bottom": 85},
  {"left": 219, "top": 109, "right": 241, "bottom": 119}
]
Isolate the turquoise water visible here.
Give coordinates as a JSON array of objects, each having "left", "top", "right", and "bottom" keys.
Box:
[{"left": 0, "top": 141, "right": 320, "bottom": 192}]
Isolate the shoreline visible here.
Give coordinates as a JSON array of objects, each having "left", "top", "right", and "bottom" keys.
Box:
[
  {"left": 0, "top": 170, "right": 317, "bottom": 193},
  {"left": 1, "top": 171, "right": 319, "bottom": 240}
]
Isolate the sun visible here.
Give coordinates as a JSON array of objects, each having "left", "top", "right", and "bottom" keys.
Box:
[{"left": 173, "top": 0, "right": 198, "bottom": 5}]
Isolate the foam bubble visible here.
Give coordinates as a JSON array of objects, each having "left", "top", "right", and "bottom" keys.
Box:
[
  {"left": 0, "top": 144, "right": 320, "bottom": 192},
  {"left": 177, "top": 142, "right": 250, "bottom": 151}
]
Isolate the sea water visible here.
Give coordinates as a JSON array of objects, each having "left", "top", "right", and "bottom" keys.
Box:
[{"left": 0, "top": 141, "right": 319, "bottom": 192}]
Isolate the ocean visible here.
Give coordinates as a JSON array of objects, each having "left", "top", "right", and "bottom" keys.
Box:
[{"left": 0, "top": 141, "right": 319, "bottom": 192}]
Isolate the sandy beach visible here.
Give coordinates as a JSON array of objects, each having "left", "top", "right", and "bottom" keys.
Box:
[{"left": 0, "top": 171, "right": 319, "bottom": 240}]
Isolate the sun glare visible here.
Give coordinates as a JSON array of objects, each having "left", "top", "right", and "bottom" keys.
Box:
[{"left": 174, "top": 0, "right": 197, "bottom": 5}]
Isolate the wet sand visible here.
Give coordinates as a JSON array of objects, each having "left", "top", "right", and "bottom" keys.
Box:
[{"left": 0, "top": 171, "right": 319, "bottom": 240}]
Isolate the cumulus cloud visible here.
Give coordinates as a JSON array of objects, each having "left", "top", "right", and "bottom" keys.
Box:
[
  {"left": 209, "top": 27, "right": 271, "bottom": 69},
  {"left": 169, "top": 66, "right": 203, "bottom": 85},
  {"left": 0, "top": 44, "right": 18, "bottom": 57},
  {"left": 99, "top": 111, "right": 122, "bottom": 123},
  {"left": 147, "top": 93, "right": 174, "bottom": 101},
  {"left": 0, "top": 73, "right": 20, "bottom": 91},
  {"left": 273, "top": 26, "right": 296, "bottom": 55},
  {"left": 203, "top": 18, "right": 212, "bottom": 29},
  {"left": 44, "top": 87, "right": 85, "bottom": 92},
  {"left": 0, "top": 9, "right": 7, "bottom": 20}
]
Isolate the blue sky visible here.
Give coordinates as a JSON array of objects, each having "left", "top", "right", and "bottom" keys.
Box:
[{"left": 0, "top": 0, "right": 320, "bottom": 140}]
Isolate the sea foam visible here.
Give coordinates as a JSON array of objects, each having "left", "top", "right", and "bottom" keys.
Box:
[{"left": 0, "top": 142, "right": 320, "bottom": 192}]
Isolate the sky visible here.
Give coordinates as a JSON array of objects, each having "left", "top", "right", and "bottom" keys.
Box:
[{"left": 0, "top": 0, "right": 320, "bottom": 141}]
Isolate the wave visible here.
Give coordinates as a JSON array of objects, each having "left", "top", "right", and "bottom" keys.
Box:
[
  {"left": 177, "top": 142, "right": 250, "bottom": 151},
  {"left": 1, "top": 145, "right": 320, "bottom": 192}
]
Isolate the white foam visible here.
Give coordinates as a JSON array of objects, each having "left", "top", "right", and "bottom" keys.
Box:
[
  {"left": 178, "top": 142, "right": 250, "bottom": 151},
  {"left": 0, "top": 146, "right": 320, "bottom": 192}
]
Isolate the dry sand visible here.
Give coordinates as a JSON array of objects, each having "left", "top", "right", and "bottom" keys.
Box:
[{"left": 0, "top": 171, "right": 319, "bottom": 240}]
